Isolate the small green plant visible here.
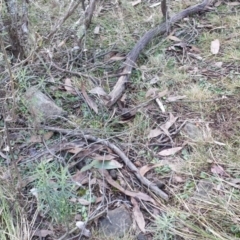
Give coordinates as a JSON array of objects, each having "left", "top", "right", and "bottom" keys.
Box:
[
  {"left": 33, "top": 161, "right": 80, "bottom": 224},
  {"left": 152, "top": 213, "right": 177, "bottom": 240}
]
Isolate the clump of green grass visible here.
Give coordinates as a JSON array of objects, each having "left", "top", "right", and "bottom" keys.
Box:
[
  {"left": 31, "top": 161, "right": 84, "bottom": 225},
  {"left": 0, "top": 168, "right": 35, "bottom": 240}
]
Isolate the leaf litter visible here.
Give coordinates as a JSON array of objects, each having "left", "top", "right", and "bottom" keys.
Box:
[{"left": 4, "top": 0, "right": 240, "bottom": 239}]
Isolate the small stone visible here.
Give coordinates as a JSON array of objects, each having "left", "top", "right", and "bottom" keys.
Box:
[
  {"left": 99, "top": 206, "right": 132, "bottom": 238},
  {"left": 191, "top": 180, "right": 214, "bottom": 201},
  {"left": 182, "top": 123, "right": 203, "bottom": 141},
  {"left": 24, "top": 86, "right": 67, "bottom": 124},
  {"left": 109, "top": 169, "right": 118, "bottom": 180},
  {"left": 137, "top": 233, "right": 147, "bottom": 240}
]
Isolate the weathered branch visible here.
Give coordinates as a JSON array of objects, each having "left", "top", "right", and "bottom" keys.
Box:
[
  {"left": 106, "top": 0, "right": 210, "bottom": 107},
  {"left": 44, "top": 126, "right": 169, "bottom": 201}
]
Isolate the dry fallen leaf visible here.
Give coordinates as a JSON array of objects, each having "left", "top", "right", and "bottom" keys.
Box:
[
  {"left": 93, "top": 25, "right": 100, "bottom": 34},
  {"left": 64, "top": 78, "right": 77, "bottom": 95},
  {"left": 89, "top": 86, "right": 107, "bottom": 96},
  {"left": 190, "top": 45, "right": 201, "bottom": 53},
  {"left": 72, "top": 170, "right": 88, "bottom": 185},
  {"left": 33, "top": 230, "right": 54, "bottom": 238},
  {"left": 211, "top": 39, "right": 220, "bottom": 54},
  {"left": 92, "top": 154, "right": 116, "bottom": 161},
  {"left": 213, "top": 62, "right": 223, "bottom": 68},
  {"left": 172, "top": 175, "right": 185, "bottom": 183},
  {"left": 30, "top": 135, "right": 42, "bottom": 143},
  {"left": 227, "top": 2, "right": 240, "bottom": 6},
  {"left": 131, "top": 0, "right": 141, "bottom": 6},
  {"left": 145, "top": 88, "right": 158, "bottom": 98},
  {"left": 103, "top": 170, "right": 156, "bottom": 204},
  {"left": 160, "top": 113, "right": 178, "bottom": 135},
  {"left": 166, "top": 95, "right": 187, "bottom": 102},
  {"left": 214, "top": 1, "right": 222, "bottom": 7},
  {"left": 149, "top": 2, "right": 161, "bottom": 8},
  {"left": 30, "top": 132, "right": 54, "bottom": 143},
  {"left": 131, "top": 197, "right": 146, "bottom": 233},
  {"left": 211, "top": 164, "right": 229, "bottom": 176},
  {"left": 139, "top": 163, "right": 164, "bottom": 177},
  {"left": 81, "top": 85, "right": 98, "bottom": 114},
  {"left": 145, "top": 88, "right": 167, "bottom": 98},
  {"left": 76, "top": 221, "right": 91, "bottom": 238},
  {"left": 77, "top": 198, "right": 91, "bottom": 205},
  {"left": 43, "top": 131, "right": 54, "bottom": 141},
  {"left": 147, "top": 128, "right": 163, "bottom": 139},
  {"left": 67, "top": 147, "right": 83, "bottom": 154},
  {"left": 109, "top": 55, "right": 125, "bottom": 61},
  {"left": 168, "top": 35, "right": 182, "bottom": 42},
  {"left": 159, "top": 147, "right": 183, "bottom": 156}
]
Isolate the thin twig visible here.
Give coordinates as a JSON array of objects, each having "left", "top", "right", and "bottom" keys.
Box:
[
  {"left": 44, "top": 127, "right": 169, "bottom": 201},
  {"left": 47, "top": 0, "right": 82, "bottom": 40}
]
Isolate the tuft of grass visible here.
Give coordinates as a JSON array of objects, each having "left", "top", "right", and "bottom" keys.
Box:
[
  {"left": 0, "top": 168, "right": 35, "bottom": 240},
  {"left": 31, "top": 161, "right": 83, "bottom": 225}
]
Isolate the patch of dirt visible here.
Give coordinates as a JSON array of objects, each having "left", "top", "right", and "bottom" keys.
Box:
[{"left": 207, "top": 97, "right": 240, "bottom": 140}]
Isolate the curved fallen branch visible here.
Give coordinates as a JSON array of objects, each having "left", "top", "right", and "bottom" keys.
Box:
[
  {"left": 44, "top": 126, "right": 169, "bottom": 201},
  {"left": 106, "top": 0, "right": 210, "bottom": 107}
]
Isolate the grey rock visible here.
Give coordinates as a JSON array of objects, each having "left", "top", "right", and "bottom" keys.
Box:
[
  {"left": 99, "top": 206, "right": 132, "bottom": 238},
  {"left": 137, "top": 233, "right": 147, "bottom": 240},
  {"left": 182, "top": 123, "right": 203, "bottom": 141},
  {"left": 191, "top": 180, "right": 214, "bottom": 201},
  {"left": 24, "top": 86, "right": 67, "bottom": 123}
]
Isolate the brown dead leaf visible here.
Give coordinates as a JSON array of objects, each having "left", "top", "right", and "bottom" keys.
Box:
[
  {"left": 64, "top": 78, "right": 77, "bottom": 95},
  {"left": 30, "top": 132, "right": 54, "bottom": 143},
  {"left": 89, "top": 86, "right": 107, "bottom": 96},
  {"left": 72, "top": 170, "right": 88, "bottom": 185},
  {"left": 109, "top": 55, "right": 126, "bottom": 61},
  {"left": 81, "top": 85, "right": 98, "bottom": 114},
  {"left": 145, "top": 88, "right": 158, "bottom": 98},
  {"left": 67, "top": 147, "right": 83, "bottom": 154},
  {"left": 139, "top": 163, "right": 164, "bottom": 177},
  {"left": 160, "top": 113, "right": 178, "bottom": 135},
  {"left": 168, "top": 35, "right": 182, "bottom": 42},
  {"left": 92, "top": 154, "right": 116, "bottom": 161},
  {"left": 145, "top": 88, "right": 167, "bottom": 99},
  {"left": 149, "top": 2, "right": 161, "bottom": 8},
  {"left": 159, "top": 147, "right": 183, "bottom": 156},
  {"left": 147, "top": 128, "right": 163, "bottom": 139},
  {"left": 78, "top": 198, "right": 91, "bottom": 205},
  {"left": 172, "top": 175, "right": 185, "bottom": 183},
  {"left": 30, "top": 135, "right": 42, "bottom": 143},
  {"left": 131, "top": 197, "right": 146, "bottom": 233},
  {"left": 131, "top": 0, "right": 141, "bottom": 6},
  {"left": 166, "top": 95, "right": 187, "bottom": 102},
  {"left": 43, "top": 131, "right": 54, "bottom": 141},
  {"left": 214, "top": 1, "right": 222, "bottom": 7},
  {"left": 33, "top": 230, "right": 53, "bottom": 238},
  {"left": 211, "top": 39, "right": 220, "bottom": 54},
  {"left": 103, "top": 170, "right": 156, "bottom": 204},
  {"left": 158, "top": 89, "right": 168, "bottom": 98},
  {"left": 211, "top": 164, "right": 229, "bottom": 176},
  {"left": 227, "top": 2, "right": 240, "bottom": 6},
  {"left": 190, "top": 45, "right": 201, "bottom": 53}
]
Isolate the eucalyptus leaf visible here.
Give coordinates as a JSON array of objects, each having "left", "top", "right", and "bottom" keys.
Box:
[{"left": 80, "top": 160, "right": 122, "bottom": 172}]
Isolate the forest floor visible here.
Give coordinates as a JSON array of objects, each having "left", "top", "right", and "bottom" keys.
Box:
[{"left": 0, "top": 0, "right": 240, "bottom": 239}]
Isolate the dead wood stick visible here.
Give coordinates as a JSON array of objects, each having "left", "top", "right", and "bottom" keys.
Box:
[
  {"left": 107, "top": 0, "right": 210, "bottom": 107},
  {"left": 47, "top": 0, "right": 83, "bottom": 40},
  {"left": 44, "top": 126, "right": 169, "bottom": 201}
]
